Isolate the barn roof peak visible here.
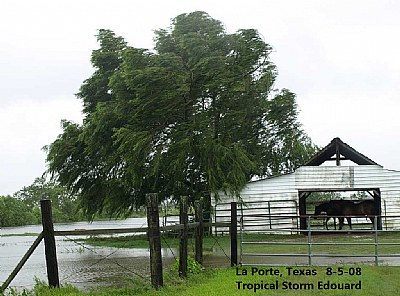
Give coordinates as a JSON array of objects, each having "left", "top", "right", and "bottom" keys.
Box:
[{"left": 304, "top": 137, "right": 380, "bottom": 166}]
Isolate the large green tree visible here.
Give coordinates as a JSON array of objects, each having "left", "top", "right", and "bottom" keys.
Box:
[{"left": 45, "top": 12, "right": 315, "bottom": 218}]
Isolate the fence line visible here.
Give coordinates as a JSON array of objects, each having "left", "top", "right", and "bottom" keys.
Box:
[
  {"left": 0, "top": 196, "right": 229, "bottom": 293},
  {"left": 214, "top": 199, "right": 396, "bottom": 234},
  {"left": 8, "top": 200, "right": 399, "bottom": 292},
  {"left": 214, "top": 200, "right": 298, "bottom": 235},
  {"left": 240, "top": 213, "right": 400, "bottom": 267}
]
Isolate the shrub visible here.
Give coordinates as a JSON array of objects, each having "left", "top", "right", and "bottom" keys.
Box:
[{"left": 170, "top": 256, "right": 203, "bottom": 275}]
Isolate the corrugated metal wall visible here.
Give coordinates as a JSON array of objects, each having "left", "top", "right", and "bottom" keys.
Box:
[{"left": 213, "top": 165, "right": 400, "bottom": 232}]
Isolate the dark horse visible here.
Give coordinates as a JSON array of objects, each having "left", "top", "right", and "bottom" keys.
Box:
[
  {"left": 314, "top": 200, "right": 353, "bottom": 230},
  {"left": 314, "top": 200, "right": 375, "bottom": 230},
  {"left": 341, "top": 200, "right": 375, "bottom": 229}
]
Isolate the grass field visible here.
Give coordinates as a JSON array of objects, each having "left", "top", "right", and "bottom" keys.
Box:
[{"left": 7, "top": 265, "right": 400, "bottom": 296}]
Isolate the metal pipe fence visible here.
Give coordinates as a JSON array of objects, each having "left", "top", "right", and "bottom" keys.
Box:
[
  {"left": 214, "top": 200, "right": 299, "bottom": 235},
  {"left": 214, "top": 199, "right": 395, "bottom": 234},
  {"left": 240, "top": 214, "right": 400, "bottom": 267}
]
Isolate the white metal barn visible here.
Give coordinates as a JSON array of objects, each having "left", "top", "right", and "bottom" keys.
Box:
[{"left": 212, "top": 138, "right": 400, "bottom": 233}]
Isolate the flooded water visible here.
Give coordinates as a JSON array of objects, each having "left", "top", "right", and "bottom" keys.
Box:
[{"left": 0, "top": 218, "right": 185, "bottom": 291}]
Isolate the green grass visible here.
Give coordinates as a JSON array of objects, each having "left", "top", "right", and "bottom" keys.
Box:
[
  {"left": 82, "top": 232, "right": 400, "bottom": 256},
  {"left": 82, "top": 235, "right": 151, "bottom": 249},
  {"left": 6, "top": 266, "right": 400, "bottom": 295},
  {"left": 0, "top": 232, "right": 40, "bottom": 237},
  {"left": 81, "top": 233, "right": 230, "bottom": 253},
  {"left": 242, "top": 232, "right": 400, "bottom": 255}
]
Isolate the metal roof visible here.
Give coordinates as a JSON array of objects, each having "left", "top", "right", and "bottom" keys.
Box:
[{"left": 304, "top": 137, "right": 380, "bottom": 166}]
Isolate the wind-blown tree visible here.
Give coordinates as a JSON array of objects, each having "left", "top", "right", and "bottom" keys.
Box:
[{"left": 45, "top": 12, "right": 316, "bottom": 218}]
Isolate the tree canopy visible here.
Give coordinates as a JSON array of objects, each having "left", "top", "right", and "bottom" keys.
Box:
[
  {"left": 45, "top": 11, "right": 316, "bottom": 218},
  {"left": 0, "top": 177, "right": 83, "bottom": 227}
]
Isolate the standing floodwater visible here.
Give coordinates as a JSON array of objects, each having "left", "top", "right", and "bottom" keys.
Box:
[{"left": 0, "top": 218, "right": 178, "bottom": 291}]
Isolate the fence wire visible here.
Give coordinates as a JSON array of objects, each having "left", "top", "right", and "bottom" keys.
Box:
[
  {"left": 239, "top": 214, "right": 400, "bottom": 267},
  {"left": 59, "top": 235, "right": 150, "bottom": 283},
  {"left": 57, "top": 220, "right": 153, "bottom": 286},
  {"left": 2, "top": 206, "right": 230, "bottom": 292}
]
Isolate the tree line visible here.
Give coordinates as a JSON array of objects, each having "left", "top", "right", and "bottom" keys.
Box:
[{"left": 0, "top": 177, "right": 83, "bottom": 227}]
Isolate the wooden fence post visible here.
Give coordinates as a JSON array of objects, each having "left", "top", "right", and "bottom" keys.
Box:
[
  {"left": 230, "top": 201, "right": 238, "bottom": 266},
  {"left": 194, "top": 200, "right": 203, "bottom": 265},
  {"left": 179, "top": 196, "right": 188, "bottom": 277},
  {"left": 40, "top": 199, "right": 60, "bottom": 288},
  {"left": 146, "top": 193, "right": 163, "bottom": 289}
]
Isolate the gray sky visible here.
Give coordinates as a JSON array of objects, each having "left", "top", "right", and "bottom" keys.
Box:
[{"left": 1, "top": 0, "right": 399, "bottom": 195}]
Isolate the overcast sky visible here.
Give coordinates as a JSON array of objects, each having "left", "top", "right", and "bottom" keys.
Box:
[{"left": 1, "top": 0, "right": 399, "bottom": 195}]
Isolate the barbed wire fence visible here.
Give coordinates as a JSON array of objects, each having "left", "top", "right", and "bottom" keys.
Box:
[
  {"left": 1, "top": 196, "right": 234, "bottom": 293},
  {"left": 58, "top": 232, "right": 151, "bottom": 286}
]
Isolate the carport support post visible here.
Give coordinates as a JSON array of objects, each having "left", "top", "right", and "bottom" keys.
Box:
[
  {"left": 40, "top": 199, "right": 60, "bottom": 288},
  {"left": 299, "top": 192, "right": 307, "bottom": 231},
  {"left": 146, "top": 193, "right": 163, "bottom": 289},
  {"left": 374, "top": 189, "right": 382, "bottom": 230},
  {"left": 230, "top": 202, "right": 238, "bottom": 266}
]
